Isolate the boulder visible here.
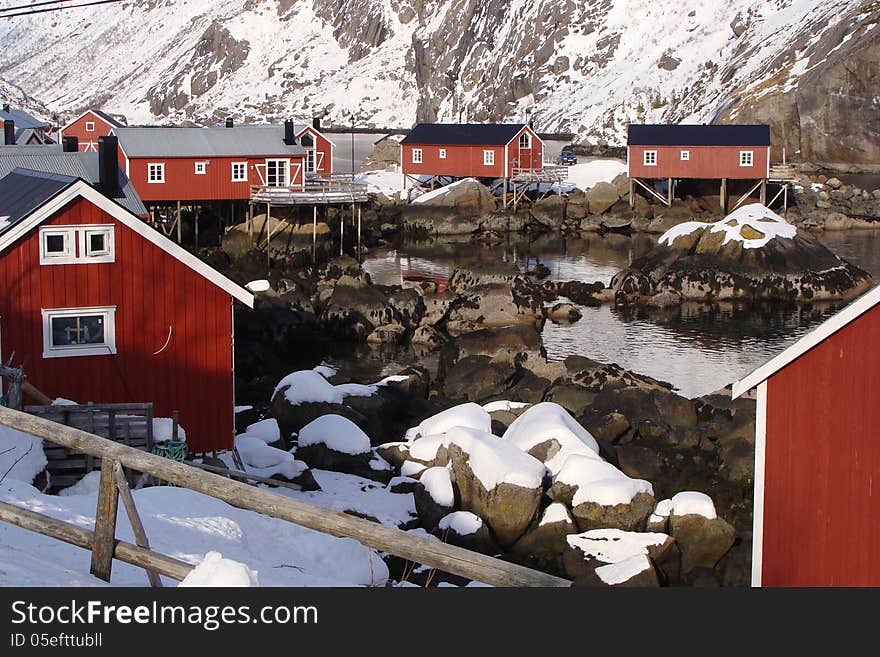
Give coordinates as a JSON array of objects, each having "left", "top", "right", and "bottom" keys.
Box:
[
  {"left": 410, "top": 324, "right": 447, "bottom": 349},
  {"left": 388, "top": 287, "right": 426, "bottom": 329},
  {"left": 413, "top": 467, "right": 457, "bottom": 530},
  {"left": 366, "top": 322, "right": 406, "bottom": 344},
  {"left": 544, "top": 302, "right": 582, "bottom": 323},
  {"left": 447, "top": 261, "right": 520, "bottom": 292},
  {"left": 421, "top": 290, "right": 456, "bottom": 325},
  {"left": 544, "top": 384, "right": 597, "bottom": 417},
  {"left": 376, "top": 441, "right": 409, "bottom": 469},
  {"left": 564, "top": 529, "right": 677, "bottom": 586},
  {"left": 670, "top": 513, "right": 737, "bottom": 575},
  {"left": 511, "top": 502, "right": 577, "bottom": 561},
  {"left": 442, "top": 354, "right": 517, "bottom": 402},
  {"left": 436, "top": 511, "right": 499, "bottom": 554},
  {"left": 530, "top": 195, "right": 567, "bottom": 228},
  {"left": 321, "top": 283, "right": 392, "bottom": 339},
  {"left": 412, "top": 178, "right": 498, "bottom": 217},
  {"left": 445, "top": 282, "right": 544, "bottom": 334},
  {"left": 388, "top": 476, "right": 419, "bottom": 494},
  {"left": 294, "top": 414, "right": 389, "bottom": 482},
  {"left": 586, "top": 181, "right": 621, "bottom": 215}
]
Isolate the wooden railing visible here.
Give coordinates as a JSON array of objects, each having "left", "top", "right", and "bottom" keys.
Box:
[
  {"left": 0, "top": 405, "right": 571, "bottom": 588},
  {"left": 250, "top": 176, "right": 369, "bottom": 205}
]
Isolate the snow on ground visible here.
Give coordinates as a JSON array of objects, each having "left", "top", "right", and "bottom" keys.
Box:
[
  {"left": 412, "top": 178, "right": 476, "bottom": 204},
  {"left": 556, "top": 454, "right": 653, "bottom": 507},
  {"left": 565, "top": 159, "right": 627, "bottom": 191},
  {"left": 405, "top": 402, "right": 491, "bottom": 441},
  {"left": 354, "top": 170, "right": 410, "bottom": 200},
  {"left": 659, "top": 203, "right": 797, "bottom": 250},
  {"left": 0, "top": 478, "right": 388, "bottom": 587},
  {"left": 178, "top": 551, "right": 260, "bottom": 587},
  {"left": 595, "top": 554, "right": 652, "bottom": 585},
  {"left": 439, "top": 511, "right": 482, "bottom": 536},
  {"left": 502, "top": 402, "right": 600, "bottom": 474},
  {"left": 653, "top": 492, "right": 717, "bottom": 520},
  {"left": 152, "top": 417, "right": 186, "bottom": 443},
  {"left": 566, "top": 528, "right": 670, "bottom": 564},
  {"left": 298, "top": 415, "right": 371, "bottom": 455},
  {"left": 482, "top": 400, "right": 530, "bottom": 413},
  {"left": 420, "top": 467, "right": 455, "bottom": 507},
  {"left": 58, "top": 471, "right": 101, "bottom": 497},
  {"left": 0, "top": 424, "right": 46, "bottom": 484},
  {"left": 233, "top": 435, "right": 308, "bottom": 480}
]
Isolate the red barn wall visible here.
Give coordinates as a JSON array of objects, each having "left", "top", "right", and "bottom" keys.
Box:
[
  {"left": 61, "top": 112, "right": 114, "bottom": 152},
  {"left": 298, "top": 127, "right": 333, "bottom": 175},
  {"left": 628, "top": 145, "right": 769, "bottom": 179},
  {"left": 0, "top": 197, "right": 235, "bottom": 453},
  {"left": 123, "top": 154, "right": 306, "bottom": 202},
  {"left": 761, "top": 307, "right": 880, "bottom": 585}
]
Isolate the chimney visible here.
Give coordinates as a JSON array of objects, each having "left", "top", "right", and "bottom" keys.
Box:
[
  {"left": 2, "top": 103, "right": 9, "bottom": 113},
  {"left": 283, "top": 119, "right": 295, "bottom": 145},
  {"left": 98, "top": 135, "right": 120, "bottom": 197},
  {"left": 3, "top": 119, "right": 14, "bottom": 145},
  {"left": 312, "top": 116, "right": 321, "bottom": 132},
  {"left": 62, "top": 135, "right": 79, "bottom": 152},
  {"left": 225, "top": 117, "right": 234, "bottom": 128}
]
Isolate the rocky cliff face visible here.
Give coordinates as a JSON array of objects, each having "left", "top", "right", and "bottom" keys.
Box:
[{"left": 0, "top": 0, "right": 876, "bottom": 166}]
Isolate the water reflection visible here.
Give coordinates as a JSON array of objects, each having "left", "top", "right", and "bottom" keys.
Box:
[{"left": 361, "top": 230, "right": 880, "bottom": 398}]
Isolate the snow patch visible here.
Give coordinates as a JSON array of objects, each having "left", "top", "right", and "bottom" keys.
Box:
[
  {"left": 412, "top": 178, "right": 478, "bottom": 204},
  {"left": 566, "top": 528, "right": 669, "bottom": 563},
  {"left": 178, "top": 551, "right": 259, "bottom": 587},
  {"left": 439, "top": 511, "right": 482, "bottom": 536},
  {"left": 566, "top": 159, "right": 627, "bottom": 190},
  {"left": 298, "top": 415, "right": 371, "bottom": 455},
  {"left": 420, "top": 467, "right": 454, "bottom": 507},
  {"left": 482, "top": 400, "right": 530, "bottom": 413},
  {"left": 405, "top": 403, "right": 492, "bottom": 441},
  {"left": 557, "top": 454, "right": 653, "bottom": 507},
  {"left": 444, "top": 426, "right": 545, "bottom": 491},
  {"left": 242, "top": 418, "right": 281, "bottom": 444},
  {"left": 670, "top": 491, "right": 717, "bottom": 519},
  {"left": 539, "top": 502, "right": 571, "bottom": 527},
  {"left": 273, "top": 370, "right": 380, "bottom": 406},
  {"left": 0, "top": 424, "right": 46, "bottom": 485},
  {"left": 245, "top": 279, "right": 271, "bottom": 293},
  {"left": 152, "top": 418, "right": 186, "bottom": 444},
  {"left": 595, "top": 554, "right": 652, "bottom": 585},
  {"left": 659, "top": 203, "right": 797, "bottom": 250},
  {"left": 502, "top": 402, "right": 600, "bottom": 474}
]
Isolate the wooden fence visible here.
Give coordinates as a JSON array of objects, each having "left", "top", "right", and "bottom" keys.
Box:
[{"left": 0, "top": 405, "right": 571, "bottom": 588}]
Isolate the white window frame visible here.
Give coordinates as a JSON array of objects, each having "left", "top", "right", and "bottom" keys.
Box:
[
  {"left": 80, "top": 226, "right": 115, "bottom": 263},
  {"left": 265, "top": 158, "right": 290, "bottom": 188},
  {"left": 194, "top": 161, "right": 207, "bottom": 175},
  {"left": 519, "top": 132, "right": 532, "bottom": 149},
  {"left": 85, "top": 121, "right": 95, "bottom": 133},
  {"left": 412, "top": 148, "right": 423, "bottom": 164},
  {"left": 643, "top": 150, "right": 657, "bottom": 166},
  {"left": 483, "top": 149, "right": 495, "bottom": 166},
  {"left": 39, "top": 227, "right": 76, "bottom": 264},
  {"left": 740, "top": 150, "right": 754, "bottom": 167},
  {"left": 231, "top": 161, "right": 247, "bottom": 182},
  {"left": 42, "top": 306, "right": 117, "bottom": 359},
  {"left": 680, "top": 150, "right": 690, "bottom": 161},
  {"left": 439, "top": 148, "right": 447, "bottom": 159},
  {"left": 148, "top": 162, "right": 165, "bottom": 183}
]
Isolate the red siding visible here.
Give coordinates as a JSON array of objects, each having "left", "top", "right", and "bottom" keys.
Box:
[
  {"left": 123, "top": 154, "right": 307, "bottom": 203},
  {"left": 61, "top": 111, "right": 115, "bottom": 152},
  {"left": 761, "top": 308, "right": 880, "bottom": 585},
  {"left": 628, "top": 145, "right": 769, "bottom": 180},
  {"left": 401, "top": 126, "right": 543, "bottom": 178},
  {"left": 0, "top": 197, "right": 235, "bottom": 453},
  {"left": 297, "top": 127, "right": 333, "bottom": 175}
]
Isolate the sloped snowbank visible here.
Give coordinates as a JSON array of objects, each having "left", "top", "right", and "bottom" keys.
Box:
[{"left": 566, "top": 159, "right": 627, "bottom": 191}]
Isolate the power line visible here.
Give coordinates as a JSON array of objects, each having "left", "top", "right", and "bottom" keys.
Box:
[
  {"left": 0, "top": 0, "right": 124, "bottom": 19},
  {"left": 0, "top": 0, "right": 90, "bottom": 13}
]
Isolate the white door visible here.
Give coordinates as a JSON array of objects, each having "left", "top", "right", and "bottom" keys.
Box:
[{"left": 265, "top": 159, "right": 290, "bottom": 187}]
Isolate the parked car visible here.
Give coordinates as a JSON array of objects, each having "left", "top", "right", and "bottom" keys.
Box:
[{"left": 557, "top": 149, "right": 577, "bottom": 165}]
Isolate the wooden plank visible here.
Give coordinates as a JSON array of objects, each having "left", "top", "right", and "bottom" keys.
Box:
[
  {"left": 0, "top": 500, "right": 193, "bottom": 582},
  {"left": 0, "top": 406, "right": 570, "bottom": 587},
  {"left": 113, "top": 462, "right": 163, "bottom": 587},
  {"left": 90, "top": 457, "right": 119, "bottom": 582}
]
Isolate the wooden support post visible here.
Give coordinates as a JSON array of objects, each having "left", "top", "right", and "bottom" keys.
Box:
[
  {"left": 171, "top": 410, "right": 179, "bottom": 443},
  {"left": 340, "top": 208, "right": 345, "bottom": 257},
  {"left": 90, "top": 457, "right": 120, "bottom": 582},
  {"left": 266, "top": 202, "right": 272, "bottom": 269},
  {"left": 667, "top": 177, "right": 673, "bottom": 207},
  {"left": 720, "top": 178, "right": 728, "bottom": 215},
  {"left": 312, "top": 205, "right": 318, "bottom": 263},
  {"left": 503, "top": 177, "right": 508, "bottom": 208},
  {"left": 176, "top": 201, "right": 182, "bottom": 244},
  {"left": 784, "top": 184, "right": 789, "bottom": 215},
  {"left": 629, "top": 177, "right": 634, "bottom": 208},
  {"left": 760, "top": 179, "right": 767, "bottom": 206},
  {"left": 248, "top": 202, "right": 254, "bottom": 243},
  {"left": 357, "top": 205, "right": 362, "bottom": 261},
  {"left": 113, "top": 462, "right": 163, "bottom": 587}
]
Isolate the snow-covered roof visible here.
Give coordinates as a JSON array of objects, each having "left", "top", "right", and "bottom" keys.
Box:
[
  {"left": 114, "top": 125, "right": 307, "bottom": 158},
  {"left": 732, "top": 283, "right": 880, "bottom": 398},
  {"left": 0, "top": 178, "right": 254, "bottom": 307}
]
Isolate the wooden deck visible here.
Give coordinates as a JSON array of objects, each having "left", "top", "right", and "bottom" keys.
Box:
[{"left": 250, "top": 174, "right": 368, "bottom": 205}]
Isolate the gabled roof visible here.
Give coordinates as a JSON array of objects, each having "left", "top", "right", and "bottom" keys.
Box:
[
  {"left": 0, "top": 176, "right": 254, "bottom": 307},
  {"left": 0, "top": 146, "right": 147, "bottom": 216},
  {"left": 627, "top": 124, "right": 771, "bottom": 147},
  {"left": 0, "top": 106, "right": 50, "bottom": 130},
  {"left": 0, "top": 168, "right": 78, "bottom": 232},
  {"left": 61, "top": 108, "right": 125, "bottom": 132},
  {"left": 401, "top": 123, "right": 532, "bottom": 146},
  {"left": 114, "top": 125, "right": 307, "bottom": 158},
  {"left": 732, "top": 284, "right": 880, "bottom": 398}
]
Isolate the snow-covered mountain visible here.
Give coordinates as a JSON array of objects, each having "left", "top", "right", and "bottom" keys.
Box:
[{"left": 0, "top": 1, "right": 877, "bottom": 163}]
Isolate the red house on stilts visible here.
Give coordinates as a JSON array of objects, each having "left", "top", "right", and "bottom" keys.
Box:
[
  {"left": 0, "top": 167, "right": 254, "bottom": 454},
  {"left": 732, "top": 285, "right": 880, "bottom": 586},
  {"left": 60, "top": 109, "right": 125, "bottom": 153}
]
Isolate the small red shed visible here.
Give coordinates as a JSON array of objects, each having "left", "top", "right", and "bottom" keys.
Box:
[
  {"left": 60, "top": 109, "right": 125, "bottom": 153},
  {"left": 627, "top": 124, "right": 770, "bottom": 180},
  {"left": 732, "top": 285, "right": 880, "bottom": 586},
  {"left": 0, "top": 168, "right": 254, "bottom": 453},
  {"left": 400, "top": 123, "right": 544, "bottom": 180},
  {"left": 114, "top": 120, "right": 330, "bottom": 203}
]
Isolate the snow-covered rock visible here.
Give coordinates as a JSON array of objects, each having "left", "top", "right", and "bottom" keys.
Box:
[
  {"left": 413, "top": 466, "right": 455, "bottom": 530},
  {"left": 512, "top": 502, "right": 577, "bottom": 560},
  {"left": 241, "top": 418, "right": 281, "bottom": 444},
  {"left": 298, "top": 415, "right": 371, "bottom": 456},
  {"left": 404, "top": 402, "right": 492, "bottom": 441},
  {"left": 153, "top": 418, "right": 186, "bottom": 443},
  {"left": 233, "top": 434, "right": 313, "bottom": 485},
  {"left": 564, "top": 528, "right": 679, "bottom": 585},
  {"left": 437, "top": 511, "right": 497, "bottom": 555},
  {"left": 179, "top": 551, "right": 259, "bottom": 587},
  {"left": 659, "top": 204, "right": 796, "bottom": 250}
]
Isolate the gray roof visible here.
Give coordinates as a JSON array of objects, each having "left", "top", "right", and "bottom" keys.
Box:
[
  {"left": 91, "top": 109, "right": 125, "bottom": 128},
  {"left": 0, "top": 148, "right": 148, "bottom": 216},
  {"left": 114, "top": 125, "right": 308, "bottom": 158},
  {"left": 0, "top": 168, "right": 78, "bottom": 235},
  {"left": 0, "top": 106, "right": 50, "bottom": 130}
]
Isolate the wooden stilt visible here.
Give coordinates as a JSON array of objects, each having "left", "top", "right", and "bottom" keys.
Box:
[
  {"left": 629, "top": 177, "right": 634, "bottom": 208},
  {"left": 312, "top": 205, "right": 318, "bottom": 263},
  {"left": 266, "top": 202, "right": 272, "bottom": 269},
  {"left": 503, "top": 177, "right": 508, "bottom": 208},
  {"left": 667, "top": 177, "right": 673, "bottom": 207},
  {"left": 340, "top": 209, "right": 344, "bottom": 257},
  {"left": 760, "top": 179, "right": 767, "bottom": 206},
  {"left": 357, "top": 205, "right": 362, "bottom": 262},
  {"left": 720, "top": 178, "right": 727, "bottom": 215},
  {"left": 248, "top": 202, "right": 254, "bottom": 243}
]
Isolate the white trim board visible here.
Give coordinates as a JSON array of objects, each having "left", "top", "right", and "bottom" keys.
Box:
[
  {"left": 731, "top": 284, "right": 880, "bottom": 398},
  {"left": 0, "top": 180, "right": 254, "bottom": 307},
  {"left": 751, "top": 381, "right": 768, "bottom": 587}
]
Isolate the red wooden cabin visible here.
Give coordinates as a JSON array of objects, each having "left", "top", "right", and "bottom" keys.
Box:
[
  {"left": 400, "top": 123, "right": 544, "bottom": 180},
  {"left": 732, "top": 285, "right": 880, "bottom": 586},
  {"left": 114, "top": 120, "right": 332, "bottom": 203},
  {"left": 627, "top": 124, "right": 770, "bottom": 180},
  {"left": 0, "top": 168, "right": 254, "bottom": 453},
  {"left": 60, "top": 109, "right": 125, "bottom": 153}
]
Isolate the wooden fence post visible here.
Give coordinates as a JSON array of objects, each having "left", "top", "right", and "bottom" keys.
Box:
[
  {"left": 90, "top": 457, "right": 120, "bottom": 582},
  {"left": 113, "top": 462, "right": 163, "bottom": 587}
]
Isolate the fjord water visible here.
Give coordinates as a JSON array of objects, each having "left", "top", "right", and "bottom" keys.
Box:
[{"left": 362, "top": 230, "right": 880, "bottom": 398}]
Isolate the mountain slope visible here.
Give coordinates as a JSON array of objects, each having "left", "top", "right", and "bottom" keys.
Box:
[{"left": 0, "top": 0, "right": 876, "bottom": 163}]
